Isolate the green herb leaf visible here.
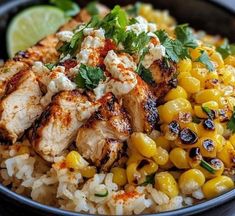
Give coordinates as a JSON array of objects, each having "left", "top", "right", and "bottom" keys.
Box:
[
  {"left": 126, "top": 2, "right": 141, "bottom": 16},
  {"left": 227, "top": 107, "right": 235, "bottom": 133},
  {"left": 137, "top": 64, "right": 154, "bottom": 84},
  {"left": 94, "top": 189, "right": 109, "bottom": 197},
  {"left": 50, "top": 0, "right": 80, "bottom": 16},
  {"left": 202, "top": 106, "right": 214, "bottom": 119},
  {"left": 86, "top": 1, "right": 99, "bottom": 16},
  {"left": 140, "top": 173, "right": 155, "bottom": 186},
  {"left": 200, "top": 159, "right": 216, "bottom": 174},
  {"left": 175, "top": 24, "right": 198, "bottom": 49},
  {"left": 195, "top": 51, "right": 215, "bottom": 71},
  {"left": 75, "top": 64, "right": 106, "bottom": 90},
  {"left": 45, "top": 63, "right": 56, "bottom": 70},
  {"left": 216, "top": 39, "right": 235, "bottom": 59}
]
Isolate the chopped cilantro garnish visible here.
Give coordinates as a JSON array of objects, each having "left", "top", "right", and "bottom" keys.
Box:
[
  {"left": 200, "top": 159, "right": 216, "bottom": 174},
  {"left": 50, "top": 0, "right": 80, "bottom": 16},
  {"left": 216, "top": 39, "right": 235, "bottom": 59},
  {"left": 140, "top": 173, "right": 155, "bottom": 186},
  {"left": 202, "top": 106, "right": 214, "bottom": 119},
  {"left": 196, "top": 51, "right": 215, "bottom": 71},
  {"left": 75, "top": 64, "right": 106, "bottom": 90},
  {"left": 86, "top": 1, "right": 99, "bottom": 16},
  {"left": 227, "top": 107, "right": 235, "bottom": 133},
  {"left": 137, "top": 65, "right": 154, "bottom": 85},
  {"left": 45, "top": 63, "right": 55, "bottom": 70}
]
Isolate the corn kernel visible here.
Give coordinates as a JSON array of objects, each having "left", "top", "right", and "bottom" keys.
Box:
[
  {"left": 217, "top": 141, "right": 235, "bottom": 168},
  {"left": 152, "top": 147, "right": 169, "bottom": 165},
  {"left": 169, "top": 148, "right": 190, "bottom": 169},
  {"left": 80, "top": 166, "right": 96, "bottom": 178},
  {"left": 130, "top": 133, "right": 157, "bottom": 158},
  {"left": 195, "top": 89, "right": 221, "bottom": 104},
  {"left": 198, "top": 123, "right": 217, "bottom": 138},
  {"left": 179, "top": 169, "right": 205, "bottom": 194},
  {"left": 111, "top": 167, "right": 127, "bottom": 186},
  {"left": 229, "top": 134, "right": 235, "bottom": 148},
  {"left": 180, "top": 122, "right": 199, "bottom": 135},
  {"left": 139, "top": 159, "right": 158, "bottom": 175},
  {"left": 202, "top": 176, "right": 234, "bottom": 199},
  {"left": 155, "top": 172, "right": 179, "bottom": 198},
  {"left": 126, "top": 163, "right": 140, "bottom": 184},
  {"left": 190, "top": 47, "right": 202, "bottom": 60},
  {"left": 159, "top": 98, "right": 192, "bottom": 123},
  {"left": 154, "top": 136, "right": 171, "bottom": 151},
  {"left": 210, "top": 52, "right": 224, "bottom": 68},
  {"left": 224, "top": 55, "right": 235, "bottom": 67},
  {"left": 164, "top": 86, "right": 188, "bottom": 101},
  {"left": 65, "top": 151, "right": 88, "bottom": 170},
  {"left": 177, "top": 58, "right": 192, "bottom": 73},
  {"left": 178, "top": 72, "right": 191, "bottom": 80},
  {"left": 198, "top": 137, "right": 217, "bottom": 158},
  {"left": 127, "top": 147, "right": 144, "bottom": 165},
  {"left": 179, "top": 76, "right": 201, "bottom": 94},
  {"left": 215, "top": 134, "right": 226, "bottom": 152},
  {"left": 159, "top": 159, "right": 174, "bottom": 170}
]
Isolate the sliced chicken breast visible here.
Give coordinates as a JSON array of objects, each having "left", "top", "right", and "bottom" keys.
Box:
[
  {"left": 30, "top": 90, "right": 88, "bottom": 162},
  {"left": 123, "top": 76, "right": 159, "bottom": 133},
  {"left": 76, "top": 93, "right": 131, "bottom": 171},
  {"left": 0, "top": 70, "right": 43, "bottom": 143}
]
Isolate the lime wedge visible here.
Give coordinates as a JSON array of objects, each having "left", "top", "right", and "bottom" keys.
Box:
[{"left": 7, "top": 6, "right": 68, "bottom": 57}]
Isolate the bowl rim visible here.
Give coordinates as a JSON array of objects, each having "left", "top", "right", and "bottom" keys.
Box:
[{"left": 0, "top": 0, "right": 234, "bottom": 215}]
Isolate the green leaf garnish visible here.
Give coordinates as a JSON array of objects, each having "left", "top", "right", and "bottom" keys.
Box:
[
  {"left": 86, "top": 1, "right": 99, "bottom": 16},
  {"left": 75, "top": 64, "right": 106, "bottom": 90},
  {"left": 50, "top": 0, "right": 80, "bottom": 16},
  {"left": 216, "top": 39, "right": 235, "bottom": 59},
  {"left": 202, "top": 106, "right": 214, "bottom": 119},
  {"left": 138, "top": 65, "right": 154, "bottom": 84},
  {"left": 195, "top": 50, "right": 215, "bottom": 71},
  {"left": 200, "top": 159, "right": 216, "bottom": 174},
  {"left": 94, "top": 189, "right": 109, "bottom": 197},
  {"left": 227, "top": 107, "right": 235, "bottom": 133},
  {"left": 126, "top": 2, "right": 141, "bottom": 16},
  {"left": 140, "top": 173, "right": 155, "bottom": 186},
  {"left": 45, "top": 63, "right": 55, "bottom": 70}
]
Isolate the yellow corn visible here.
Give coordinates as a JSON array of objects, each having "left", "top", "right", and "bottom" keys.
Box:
[
  {"left": 164, "top": 86, "right": 188, "bottom": 101},
  {"left": 111, "top": 167, "right": 127, "bottom": 186},
  {"left": 154, "top": 136, "right": 171, "bottom": 151},
  {"left": 217, "top": 141, "right": 235, "bottom": 168},
  {"left": 152, "top": 147, "right": 169, "bottom": 165},
  {"left": 195, "top": 89, "right": 221, "bottom": 104},
  {"left": 202, "top": 176, "right": 234, "bottom": 199},
  {"left": 180, "top": 122, "right": 199, "bottom": 135},
  {"left": 169, "top": 148, "right": 190, "bottom": 169},
  {"left": 215, "top": 134, "right": 226, "bottom": 152},
  {"left": 126, "top": 163, "right": 140, "bottom": 185},
  {"left": 229, "top": 134, "right": 235, "bottom": 148},
  {"left": 178, "top": 72, "right": 191, "bottom": 80},
  {"left": 179, "top": 76, "right": 201, "bottom": 94},
  {"left": 198, "top": 123, "right": 217, "bottom": 138},
  {"left": 154, "top": 172, "right": 179, "bottom": 198},
  {"left": 130, "top": 132, "right": 157, "bottom": 158},
  {"left": 127, "top": 146, "right": 144, "bottom": 165},
  {"left": 65, "top": 151, "right": 88, "bottom": 170},
  {"left": 159, "top": 159, "right": 174, "bottom": 170},
  {"left": 224, "top": 55, "right": 235, "bottom": 67},
  {"left": 178, "top": 169, "right": 205, "bottom": 194},
  {"left": 139, "top": 159, "right": 158, "bottom": 175},
  {"left": 198, "top": 137, "right": 217, "bottom": 158},
  {"left": 177, "top": 58, "right": 192, "bottom": 73},
  {"left": 191, "top": 67, "right": 207, "bottom": 84},
  {"left": 205, "top": 70, "right": 219, "bottom": 80},
  {"left": 214, "top": 122, "right": 224, "bottom": 135},
  {"left": 210, "top": 51, "right": 224, "bottom": 68},
  {"left": 80, "top": 166, "right": 96, "bottom": 178},
  {"left": 190, "top": 47, "right": 202, "bottom": 60},
  {"left": 220, "top": 67, "right": 233, "bottom": 85},
  {"left": 159, "top": 98, "right": 192, "bottom": 123}
]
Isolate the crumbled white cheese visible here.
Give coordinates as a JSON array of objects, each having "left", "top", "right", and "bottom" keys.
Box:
[
  {"left": 57, "top": 31, "right": 74, "bottom": 42},
  {"left": 40, "top": 71, "right": 76, "bottom": 106},
  {"left": 76, "top": 101, "right": 100, "bottom": 121},
  {"left": 94, "top": 83, "right": 106, "bottom": 100},
  {"left": 83, "top": 28, "right": 105, "bottom": 39},
  {"left": 32, "top": 61, "right": 49, "bottom": 75},
  {"left": 126, "top": 16, "right": 157, "bottom": 35},
  {"left": 104, "top": 50, "right": 137, "bottom": 97},
  {"left": 142, "top": 44, "right": 166, "bottom": 69},
  {"left": 192, "top": 188, "right": 205, "bottom": 200},
  {"left": 183, "top": 197, "right": 193, "bottom": 206}
]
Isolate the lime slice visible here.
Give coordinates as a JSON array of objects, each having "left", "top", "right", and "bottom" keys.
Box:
[{"left": 7, "top": 6, "right": 68, "bottom": 57}]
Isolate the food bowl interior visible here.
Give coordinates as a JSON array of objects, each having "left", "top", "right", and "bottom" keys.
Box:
[{"left": 0, "top": 0, "right": 234, "bottom": 216}]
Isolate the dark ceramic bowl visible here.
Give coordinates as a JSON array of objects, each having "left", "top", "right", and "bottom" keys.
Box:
[{"left": 0, "top": 0, "right": 234, "bottom": 216}]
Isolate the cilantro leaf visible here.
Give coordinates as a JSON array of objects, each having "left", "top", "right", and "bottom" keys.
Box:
[
  {"left": 216, "top": 39, "right": 235, "bottom": 59},
  {"left": 50, "top": 0, "right": 80, "bottom": 16},
  {"left": 45, "top": 63, "right": 56, "bottom": 70},
  {"left": 75, "top": 64, "right": 106, "bottom": 90},
  {"left": 196, "top": 51, "right": 215, "bottom": 71},
  {"left": 140, "top": 173, "right": 155, "bottom": 186},
  {"left": 138, "top": 65, "right": 154, "bottom": 84},
  {"left": 227, "top": 107, "right": 235, "bottom": 133},
  {"left": 202, "top": 106, "right": 215, "bottom": 119},
  {"left": 86, "top": 1, "right": 99, "bottom": 16},
  {"left": 175, "top": 24, "right": 198, "bottom": 48}
]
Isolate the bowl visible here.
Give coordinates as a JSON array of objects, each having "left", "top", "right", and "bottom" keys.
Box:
[{"left": 0, "top": 0, "right": 234, "bottom": 215}]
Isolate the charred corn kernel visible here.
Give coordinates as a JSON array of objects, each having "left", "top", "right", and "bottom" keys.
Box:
[
  {"left": 138, "top": 159, "right": 158, "bottom": 175},
  {"left": 198, "top": 137, "right": 217, "bottom": 158},
  {"left": 111, "top": 167, "right": 127, "bottom": 186},
  {"left": 224, "top": 55, "right": 235, "bottom": 67},
  {"left": 202, "top": 101, "right": 219, "bottom": 110},
  {"left": 202, "top": 176, "right": 234, "bottom": 199},
  {"left": 229, "top": 134, "right": 235, "bottom": 148},
  {"left": 154, "top": 136, "right": 171, "bottom": 151},
  {"left": 154, "top": 172, "right": 179, "bottom": 198},
  {"left": 179, "top": 76, "right": 200, "bottom": 94},
  {"left": 80, "top": 166, "right": 96, "bottom": 178},
  {"left": 160, "top": 98, "right": 192, "bottom": 123},
  {"left": 187, "top": 147, "right": 202, "bottom": 168},
  {"left": 217, "top": 141, "right": 235, "bottom": 168},
  {"left": 18, "top": 146, "right": 30, "bottom": 155},
  {"left": 194, "top": 105, "right": 208, "bottom": 118},
  {"left": 195, "top": 89, "right": 221, "bottom": 104},
  {"left": 152, "top": 147, "right": 169, "bottom": 165},
  {"left": 215, "top": 134, "right": 226, "bottom": 152},
  {"left": 198, "top": 123, "right": 216, "bottom": 138},
  {"left": 126, "top": 163, "right": 141, "bottom": 185},
  {"left": 169, "top": 148, "right": 190, "bottom": 169},
  {"left": 177, "top": 58, "right": 192, "bottom": 73},
  {"left": 197, "top": 158, "right": 224, "bottom": 179},
  {"left": 180, "top": 122, "right": 199, "bottom": 135},
  {"left": 164, "top": 86, "right": 188, "bottom": 101},
  {"left": 179, "top": 169, "right": 205, "bottom": 194},
  {"left": 65, "top": 151, "right": 88, "bottom": 170},
  {"left": 210, "top": 52, "right": 224, "bottom": 68},
  {"left": 130, "top": 132, "right": 157, "bottom": 158}
]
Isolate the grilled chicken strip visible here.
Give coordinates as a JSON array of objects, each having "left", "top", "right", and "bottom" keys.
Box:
[
  {"left": 0, "top": 70, "right": 43, "bottom": 143},
  {"left": 76, "top": 93, "right": 131, "bottom": 171},
  {"left": 123, "top": 76, "right": 159, "bottom": 133},
  {"left": 30, "top": 90, "right": 89, "bottom": 162},
  {"left": 149, "top": 59, "right": 177, "bottom": 102}
]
